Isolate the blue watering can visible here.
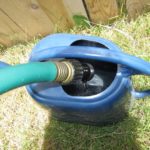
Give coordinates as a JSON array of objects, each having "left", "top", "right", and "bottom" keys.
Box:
[{"left": 1, "top": 34, "right": 150, "bottom": 125}]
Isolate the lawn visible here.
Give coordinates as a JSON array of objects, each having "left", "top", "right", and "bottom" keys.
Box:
[{"left": 0, "top": 13, "right": 150, "bottom": 150}]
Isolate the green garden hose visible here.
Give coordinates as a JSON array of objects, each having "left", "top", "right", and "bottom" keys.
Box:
[{"left": 0, "top": 61, "right": 75, "bottom": 94}]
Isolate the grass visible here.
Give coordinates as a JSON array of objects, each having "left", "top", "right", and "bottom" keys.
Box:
[{"left": 0, "top": 13, "right": 150, "bottom": 150}]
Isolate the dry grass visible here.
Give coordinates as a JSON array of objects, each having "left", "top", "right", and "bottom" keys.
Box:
[
  {"left": 0, "top": 13, "right": 150, "bottom": 149},
  {"left": 0, "top": 42, "right": 50, "bottom": 149}
]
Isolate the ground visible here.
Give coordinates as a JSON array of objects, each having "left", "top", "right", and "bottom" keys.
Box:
[{"left": 0, "top": 13, "right": 150, "bottom": 150}]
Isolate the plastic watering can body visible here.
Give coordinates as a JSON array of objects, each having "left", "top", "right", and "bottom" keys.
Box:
[
  {"left": 25, "top": 34, "right": 150, "bottom": 125},
  {"left": 1, "top": 34, "right": 149, "bottom": 125}
]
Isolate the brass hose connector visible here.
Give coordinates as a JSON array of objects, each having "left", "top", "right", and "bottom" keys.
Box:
[
  {"left": 54, "top": 59, "right": 95, "bottom": 85},
  {"left": 54, "top": 61, "right": 75, "bottom": 84}
]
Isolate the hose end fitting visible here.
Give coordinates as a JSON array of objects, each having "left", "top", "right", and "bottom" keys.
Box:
[{"left": 54, "top": 61, "right": 74, "bottom": 84}]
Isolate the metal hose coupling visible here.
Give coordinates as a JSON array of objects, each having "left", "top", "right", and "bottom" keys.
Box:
[
  {"left": 54, "top": 59, "right": 95, "bottom": 85},
  {"left": 54, "top": 61, "right": 75, "bottom": 84}
]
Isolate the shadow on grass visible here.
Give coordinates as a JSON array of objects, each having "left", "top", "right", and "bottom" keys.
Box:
[{"left": 42, "top": 114, "right": 141, "bottom": 150}]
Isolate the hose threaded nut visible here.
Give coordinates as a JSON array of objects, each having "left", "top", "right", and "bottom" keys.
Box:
[{"left": 54, "top": 61, "right": 74, "bottom": 84}]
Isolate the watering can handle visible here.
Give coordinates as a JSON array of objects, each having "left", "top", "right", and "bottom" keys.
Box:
[
  {"left": 30, "top": 45, "right": 150, "bottom": 99},
  {"left": 31, "top": 45, "right": 150, "bottom": 75}
]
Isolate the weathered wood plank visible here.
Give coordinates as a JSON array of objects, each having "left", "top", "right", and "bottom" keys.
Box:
[
  {"left": 84, "top": 0, "right": 118, "bottom": 23},
  {"left": 63, "top": 0, "right": 89, "bottom": 26},
  {"left": 37, "top": 0, "right": 74, "bottom": 30},
  {"left": 0, "top": 0, "right": 53, "bottom": 42},
  {"left": 0, "top": 9, "right": 27, "bottom": 46},
  {"left": 63, "top": 0, "right": 87, "bottom": 17},
  {"left": 126, "top": 0, "right": 150, "bottom": 19}
]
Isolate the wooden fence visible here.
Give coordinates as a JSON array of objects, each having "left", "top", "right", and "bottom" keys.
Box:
[{"left": 0, "top": 0, "right": 149, "bottom": 46}]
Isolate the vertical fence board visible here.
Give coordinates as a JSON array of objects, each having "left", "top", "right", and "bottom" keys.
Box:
[
  {"left": 126, "top": 0, "right": 150, "bottom": 19},
  {"left": 84, "top": 0, "right": 118, "bottom": 23},
  {"left": 37, "top": 0, "right": 74, "bottom": 30},
  {"left": 0, "top": 10, "right": 27, "bottom": 46},
  {"left": 63, "top": 0, "right": 88, "bottom": 17}
]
